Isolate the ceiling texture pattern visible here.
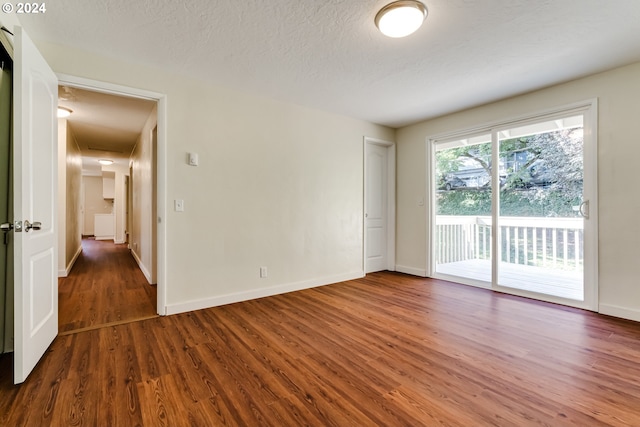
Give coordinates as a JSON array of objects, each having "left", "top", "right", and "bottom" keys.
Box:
[
  {"left": 56, "top": 86, "right": 156, "bottom": 174},
  {"left": 19, "top": 0, "right": 640, "bottom": 128}
]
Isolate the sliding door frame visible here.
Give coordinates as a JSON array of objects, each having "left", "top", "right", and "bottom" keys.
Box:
[{"left": 427, "top": 99, "right": 598, "bottom": 311}]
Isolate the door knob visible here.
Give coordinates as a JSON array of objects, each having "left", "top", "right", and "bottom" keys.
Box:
[{"left": 24, "top": 220, "right": 42, "bottom": 232}]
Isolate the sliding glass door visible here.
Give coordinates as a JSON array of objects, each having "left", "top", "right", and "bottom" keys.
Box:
[
  {"left": 430, "top": 103, "right": 597, "bottom": 310},
  {"left": 434, "top": 133, "right": 493, "bottom": 285},
  {"left": 496, "top": 116, "right": 584, "bottom": 300}
]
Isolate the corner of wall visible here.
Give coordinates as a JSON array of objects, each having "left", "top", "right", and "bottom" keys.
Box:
[{"left": 599, "top": 304, "right": 640, "bottom": 323}]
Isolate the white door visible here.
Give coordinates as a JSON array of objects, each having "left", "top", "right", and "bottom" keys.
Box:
[
  {"left": 13, "top": 26, "right": 58, "bottom": 384},
  {"left": 365, "top": 140, "right": 395, "bottom": 273}
]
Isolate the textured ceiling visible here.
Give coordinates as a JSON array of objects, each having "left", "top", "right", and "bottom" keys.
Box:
[
  {"left": 58, "top": 86, "right": 156, "bottom": 175},
  {"left": 18, "top": 0, "right": 640, "bottom": 128}
]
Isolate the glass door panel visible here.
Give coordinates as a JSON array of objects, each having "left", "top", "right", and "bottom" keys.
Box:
[
  {"left": 434, "top": 134, "right": 492, "bottom": 284},
  {"left": 497, "top": 116, "right": 584, "bottom": 300}
]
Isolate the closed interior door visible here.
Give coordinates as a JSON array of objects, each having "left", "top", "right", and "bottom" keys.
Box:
[{"left": 365, "top": 142, "right": 388, "bottom": 273}]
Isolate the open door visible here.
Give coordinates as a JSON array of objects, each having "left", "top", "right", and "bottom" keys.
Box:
[{"left": 13, "top": 26, "right": 58, "bottom": 384}]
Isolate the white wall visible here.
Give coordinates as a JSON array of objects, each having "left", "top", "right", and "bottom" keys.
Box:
[
  {"left": 396, "top": 61, "right": 640, "bottom": 322},
  {"left": 64, "top": 123, "right": 82, "bottom": 274},
  {"left": 101, "top": 164, "right": 129, "bottom": 244},
  {"left": 82, "top": 176, "right": 113, "bottom": 235},
  {"left": 57, "top": 120, "right": 82, "bottom": 276},
  {"left": 130, "top": 106, "right": 157, "bottom": 283},
  {"left": 57, "top": 119, "right": 66, "bottom": 275},
  {"left": 35, "top": 41, "right": 394, "bottom": 314}
]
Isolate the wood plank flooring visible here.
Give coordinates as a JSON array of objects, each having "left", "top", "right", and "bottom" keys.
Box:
[
  {"left": 2, "top": 272, "right": 640, "bottom": 426},
  {"left": 58, "top": 238, "right": 157, "bottom": 333}
]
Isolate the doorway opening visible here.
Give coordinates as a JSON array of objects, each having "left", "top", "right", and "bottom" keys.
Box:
[{"left": 57, "top": 79, "right": 166, "bottom": 332}]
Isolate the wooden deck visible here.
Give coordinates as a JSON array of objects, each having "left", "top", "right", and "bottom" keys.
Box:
[{"left": 436, "top": 259, "right": 583, "bottom": 300}]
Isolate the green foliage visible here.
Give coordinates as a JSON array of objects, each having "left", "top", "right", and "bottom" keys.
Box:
[
  {"left": 436, "top": 188, "right": 582, "bottom": 217},
  {"left": 435, "top": 129, "right": 583, "bottom": 218},
  {"left": 436, "top": 189, "right": 491, "bottom": 216}
]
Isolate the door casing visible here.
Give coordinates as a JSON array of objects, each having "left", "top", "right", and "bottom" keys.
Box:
[{"left": 56, "top": 73, "right": 168, "bottom": 315}]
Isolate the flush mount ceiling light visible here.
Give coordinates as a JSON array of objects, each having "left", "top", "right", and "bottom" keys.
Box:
[
  {"left": 375, "top": 0, "right": 428, "bottom": 38},
  {"left": 57, "top": 106, "right": 72, "bottom": 118},
  {"left": 98, "top": 159, "right": 114, "bottom": 166}
]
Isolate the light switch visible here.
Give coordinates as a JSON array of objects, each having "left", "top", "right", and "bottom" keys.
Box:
[
  {"left": 174, "top": 199, "right": 184, "bottom": 212},
  {"left": 188, "top": 152, "right": 199, "bottom": 166}
]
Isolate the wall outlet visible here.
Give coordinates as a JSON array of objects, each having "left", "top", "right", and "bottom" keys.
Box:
[{"left": 260, "top": 266, "right": 268, "bottom": 278}]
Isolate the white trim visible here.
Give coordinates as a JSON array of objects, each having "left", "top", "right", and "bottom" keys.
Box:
[
  {"left": 425, "top": 137, "right": 434, "bottom": 277},
  {"left": 491, "top": 129, "right": 500, "bottom": 288},
  {"left": 582, "top": 99, "right": 599, "bottom": 311},
  {"left": 599, "top": 304, "right": 640, "bottom": 323},
  {"left": 363, "top": 137, "right": 396, "bottom": 273},
  {"left": 56, "top": 74, "right": 162, "bottom": 101},
  {"left": 395, "top": 265, "right": 427, "bottom": 277},
  {"left": 427, "top": 99, "right": 599, "bottom": 143},
  {"left": 56, "top": 74, "right": 168, "bottom": 315},
  {"left": 58, "top": 245, "right": 82, "bottom": 277},
  {"left": 165, "top": 271, "right": 364, "bottom": 316},
  {"left": 431, "top": 272, "right": 493, "bottom": 290},
  {"left": 130, "top": 248, "right": 153, "bottom": 284},
  {"left": 426, "top": 99, "right": 599, "bottom": 311}
]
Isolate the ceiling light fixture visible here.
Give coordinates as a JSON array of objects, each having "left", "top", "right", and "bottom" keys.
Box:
[
  {"left": 375, "top": 0, "right": 428, "bottom": 38},
  {"left": 57, "top": 106, "right": 72, "bottom": 118},
  {"left": 98, "top": 159, "right": 114, "bottom": 166}
]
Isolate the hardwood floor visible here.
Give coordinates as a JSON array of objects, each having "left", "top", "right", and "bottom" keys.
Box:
[
  {"left": 58, "top": 238, "right": 157, "bottom": 333},
  {"left": 2, "top": 271, "right": 640, "bottom": 426}
]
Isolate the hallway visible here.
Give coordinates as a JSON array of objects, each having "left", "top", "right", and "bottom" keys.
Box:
[{"left": 59, "top": 239, "right": 157, "bottom": 334}]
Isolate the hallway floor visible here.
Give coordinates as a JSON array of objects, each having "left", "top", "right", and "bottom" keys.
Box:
[{"left": 59, "top": 238, "right": 157, "bottom": 333}]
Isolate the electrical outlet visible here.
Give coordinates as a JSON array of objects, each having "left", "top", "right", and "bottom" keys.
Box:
[{"left": 260, "top": 266, "right": 268, "bottom": 278}]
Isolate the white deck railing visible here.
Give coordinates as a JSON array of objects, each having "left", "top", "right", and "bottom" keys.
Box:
[{"left": 436, "top": 216, "right": 583, "bottom": 270}]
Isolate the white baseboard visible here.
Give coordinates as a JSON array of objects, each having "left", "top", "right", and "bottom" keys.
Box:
[
  {"left": 58, "top": 245, "right": 83, "bottom": 277},
  {"left": 130, "top": 249, "right": 153, "bottom": 284},
  {"left": 395, "top": 265, "right": 428, "bottom": 277},
  {"left": 599, "top": 304, "right": 640, "bottom": 323},
  {"left": 165, "top": 271, "right": 365, "bottom": 316}
]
